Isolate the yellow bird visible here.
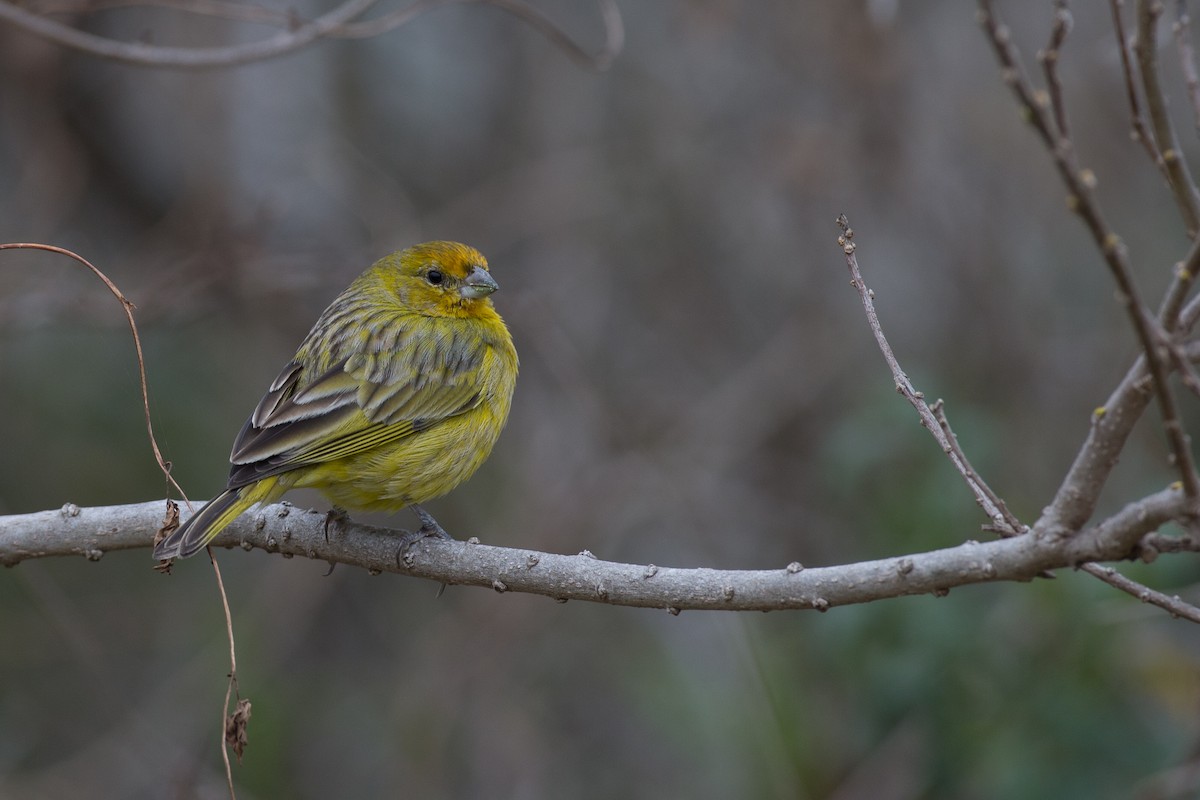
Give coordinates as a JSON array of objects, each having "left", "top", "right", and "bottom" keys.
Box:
[{"left": 154, "top": 241, "right": 518, "bottom": 560}]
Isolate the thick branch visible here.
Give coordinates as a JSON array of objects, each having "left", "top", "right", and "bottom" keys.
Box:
[{"left": 0, "top": 495, "right": 1188, "bottom": 611}]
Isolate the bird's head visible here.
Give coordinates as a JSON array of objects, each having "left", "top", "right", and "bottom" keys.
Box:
[{"left": 369, "top": 241, "right": 500, "bottom": 318}]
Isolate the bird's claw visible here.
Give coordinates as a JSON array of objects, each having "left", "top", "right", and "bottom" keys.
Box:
[
  {"left": 394, "top": 526, "right": 445, "bottom": 568},
  {"left": 412, "top": 504, "right": 454, "bottom": 541},
  {"left": 324, "top": 506, "right": 350, "bottom": 543}
]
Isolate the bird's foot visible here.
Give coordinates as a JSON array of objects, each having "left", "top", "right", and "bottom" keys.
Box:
[
  {"left": 395, "top": 506, "right": 455, "bottom": 599},
  {"left": 411, "top": 504, "right": 454, "bottom": 542},
  {"left": 324, "top": 506, "right": 351, "bottom": 543}
]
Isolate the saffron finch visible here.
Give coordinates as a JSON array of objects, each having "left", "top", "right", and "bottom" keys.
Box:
[{"left": 153, "top": 241, "right": 518, "bottom": 560}]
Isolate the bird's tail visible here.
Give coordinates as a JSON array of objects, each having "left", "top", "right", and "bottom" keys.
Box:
[{"left": 153, "top": 479, "right": 275, "bottom": 560}]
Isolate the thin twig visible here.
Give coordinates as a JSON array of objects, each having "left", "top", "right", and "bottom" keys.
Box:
[
  {"left": 0, "top": 244, "right": 187, "bottom": 505},
  {"left": 835, "top": 217, "right": 1012, "bottom": 531},
  {"left": 978, "top": 0, "right": 1200, "bottom": 503},
  {"left": 1173, "top": 0, "right": 1200, "bottom": 135},
  {"left": 1135, "top": 0, "right": 1200, "bottom": 235},
  {"left": 331, "top": 0, "right": 624, "bottom": 71},
  {"left": 0, "top": 0, "right": 379, "bottom": 68},
  {"left": 1111, "top": 0, "right": 1173, "bottom": 176},
  {"left": 207, "top": 548, "right": 241, "bottom": 799},
  {"left": 1159, "top": 237, "right": 1200, "bottom": 329},
  {"left": 0, "top": 0, "right": 621, "bottom": 70},
  {"left": 1039, "top": 0, "right": 1074, "bottom": 141},
  {"left": 1164, "top": 336, "right": 1200, "bottom": 400},
  {"left": 930, "top": 400, "right": 1024, "bottom": 534},
  {"left": 31, "top": 0, "right": 292, "bottom": 25},
  {"left": 1079, "top": 562, "right": 1200, "bottom": 621}
]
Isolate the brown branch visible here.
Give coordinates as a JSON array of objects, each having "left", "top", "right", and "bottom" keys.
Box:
[
  {"left": 207, "top": 547, "right": 243, "bottom": 796},
  {"left": 1079, "top": 563, "right": 1200, "bottom": 622},
  {"left": 1173, "top": 0, "right": 1200, "bottom": 136},
  {"left": 1136, "top": 0, "right": 1200, "bottom": 236},
  {"left": 836, "top": 217, "right": 1200, "bottom": 615},
  {"left": 1111, "top": 0, "right": 1172, "bottom": 175},
  {"left": 0, "top": 495, "right": 1191, "bottom": 612},
  {"left": 0, "top": 0, "right": 380, "bottom": 68},
  {"left": 0, "top": 0, "right": 621, "bottom": 70},
  {"left": 30, "top": 0, "right": 293, "bottom": 25},
  {"left": 0, "top": 244, "right": 187, "bottom": 505},
  {"left": 979, "top": 0, "right": 1200, "bottom": 505},
  {"left": 331, "top": 0, "right": 624, "bottom": 71},
  {"left": 1039, "top": 0, "right": 1074, "bottom": 141},
  {"left": 930, "top": 400, "right": 1024, "bottom": 534},
  {"left": 835, "top": 216, "right": 1018, "bottom": 533}
]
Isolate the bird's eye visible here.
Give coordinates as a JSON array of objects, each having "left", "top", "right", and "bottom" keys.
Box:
[{"left": 426, "top": 269, "right": 445, "bottom": 286}]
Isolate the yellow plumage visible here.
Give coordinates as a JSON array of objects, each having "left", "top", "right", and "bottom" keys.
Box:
[{"left": 154, "top": 241, "right": 518, "bottom": 560}]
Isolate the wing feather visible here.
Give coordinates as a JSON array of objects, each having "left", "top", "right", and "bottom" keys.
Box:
[{"left": 224, "top": 314, "right": 491, "bottom": 489}]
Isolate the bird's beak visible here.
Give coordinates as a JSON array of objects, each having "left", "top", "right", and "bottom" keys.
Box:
[{"left": 461, "top": 265, "right": 499, "bottom": 299}]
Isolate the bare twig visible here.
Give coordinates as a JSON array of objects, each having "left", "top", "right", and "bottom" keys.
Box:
[
  {"left": 0, "top": 0, "right": 380, "bottom": 68},
  {"left": 0, "top": 244, "right": 187, "bottom": 505},
  {"left": 1039, "top": 0, "right": 1074, "bottom": 141},
  {"left": 207, "top": 549, "right": 241, "bottom": 798},
  {"left": 1159, "top": 236, "right": 1200, "bottom": 329},
  {"left": 0, "top": 494, "right": 1191, "bottom": 611},
  {"left": 0, "top": 0, "right": 622, "bottom": 70},
  {"left": 1135, "top": 0, "right": 1200, "bottom": 235},
  {"left": 978, "top": 0, "right": 1200, "bottom": 504},
  {"left": 930, "top": 400, "right": 1024, "bottom": 534},
  {"left": 331, "top": 0, "right": 624, "bottom": 71},
  {"left": 31, "top": 0, "right": 293, "bottom": 25},
  {"left": 835, "top": 215, "right": 1200, "bottom": 617},
  {"left": 1173, "top": 0, "right": 1200, "bottom": 135},
  {"left": 835, "top": 217, "right": 1017, "bottom": 533},
  {"left": 1079, "top": 562, "right": 1200, "bottom": 622},
  {"left": 1111, "top": 0, "right": 1173, "bottom": 176}
]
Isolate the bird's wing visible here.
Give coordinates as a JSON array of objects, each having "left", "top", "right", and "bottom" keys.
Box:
[{"left": 224, "top": 322, "right": 486, "bottom": 487}]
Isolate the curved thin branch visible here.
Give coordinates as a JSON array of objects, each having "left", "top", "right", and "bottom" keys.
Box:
[
  {"left": 0, "top": 244, "right": 187, "bottom": 505},
  {"left": 331, "top": 0, "right": 624, "bottom": 71},
  {"left": 0, "top": 0, "right": 621, "bottom": 70},
  {"left": 836, "top": 217, "right": 1018, "bottom": 534},
  {"left": 0, "top": 493, "right": 1188, "bottom": 612},
  {"left": 0, "top": 0, "right": 379, "bottom": 69}
]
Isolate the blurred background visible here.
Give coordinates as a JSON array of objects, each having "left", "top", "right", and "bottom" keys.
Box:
[{"left": 2, "top": 1, "right": 1200, "bottom": 797}]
